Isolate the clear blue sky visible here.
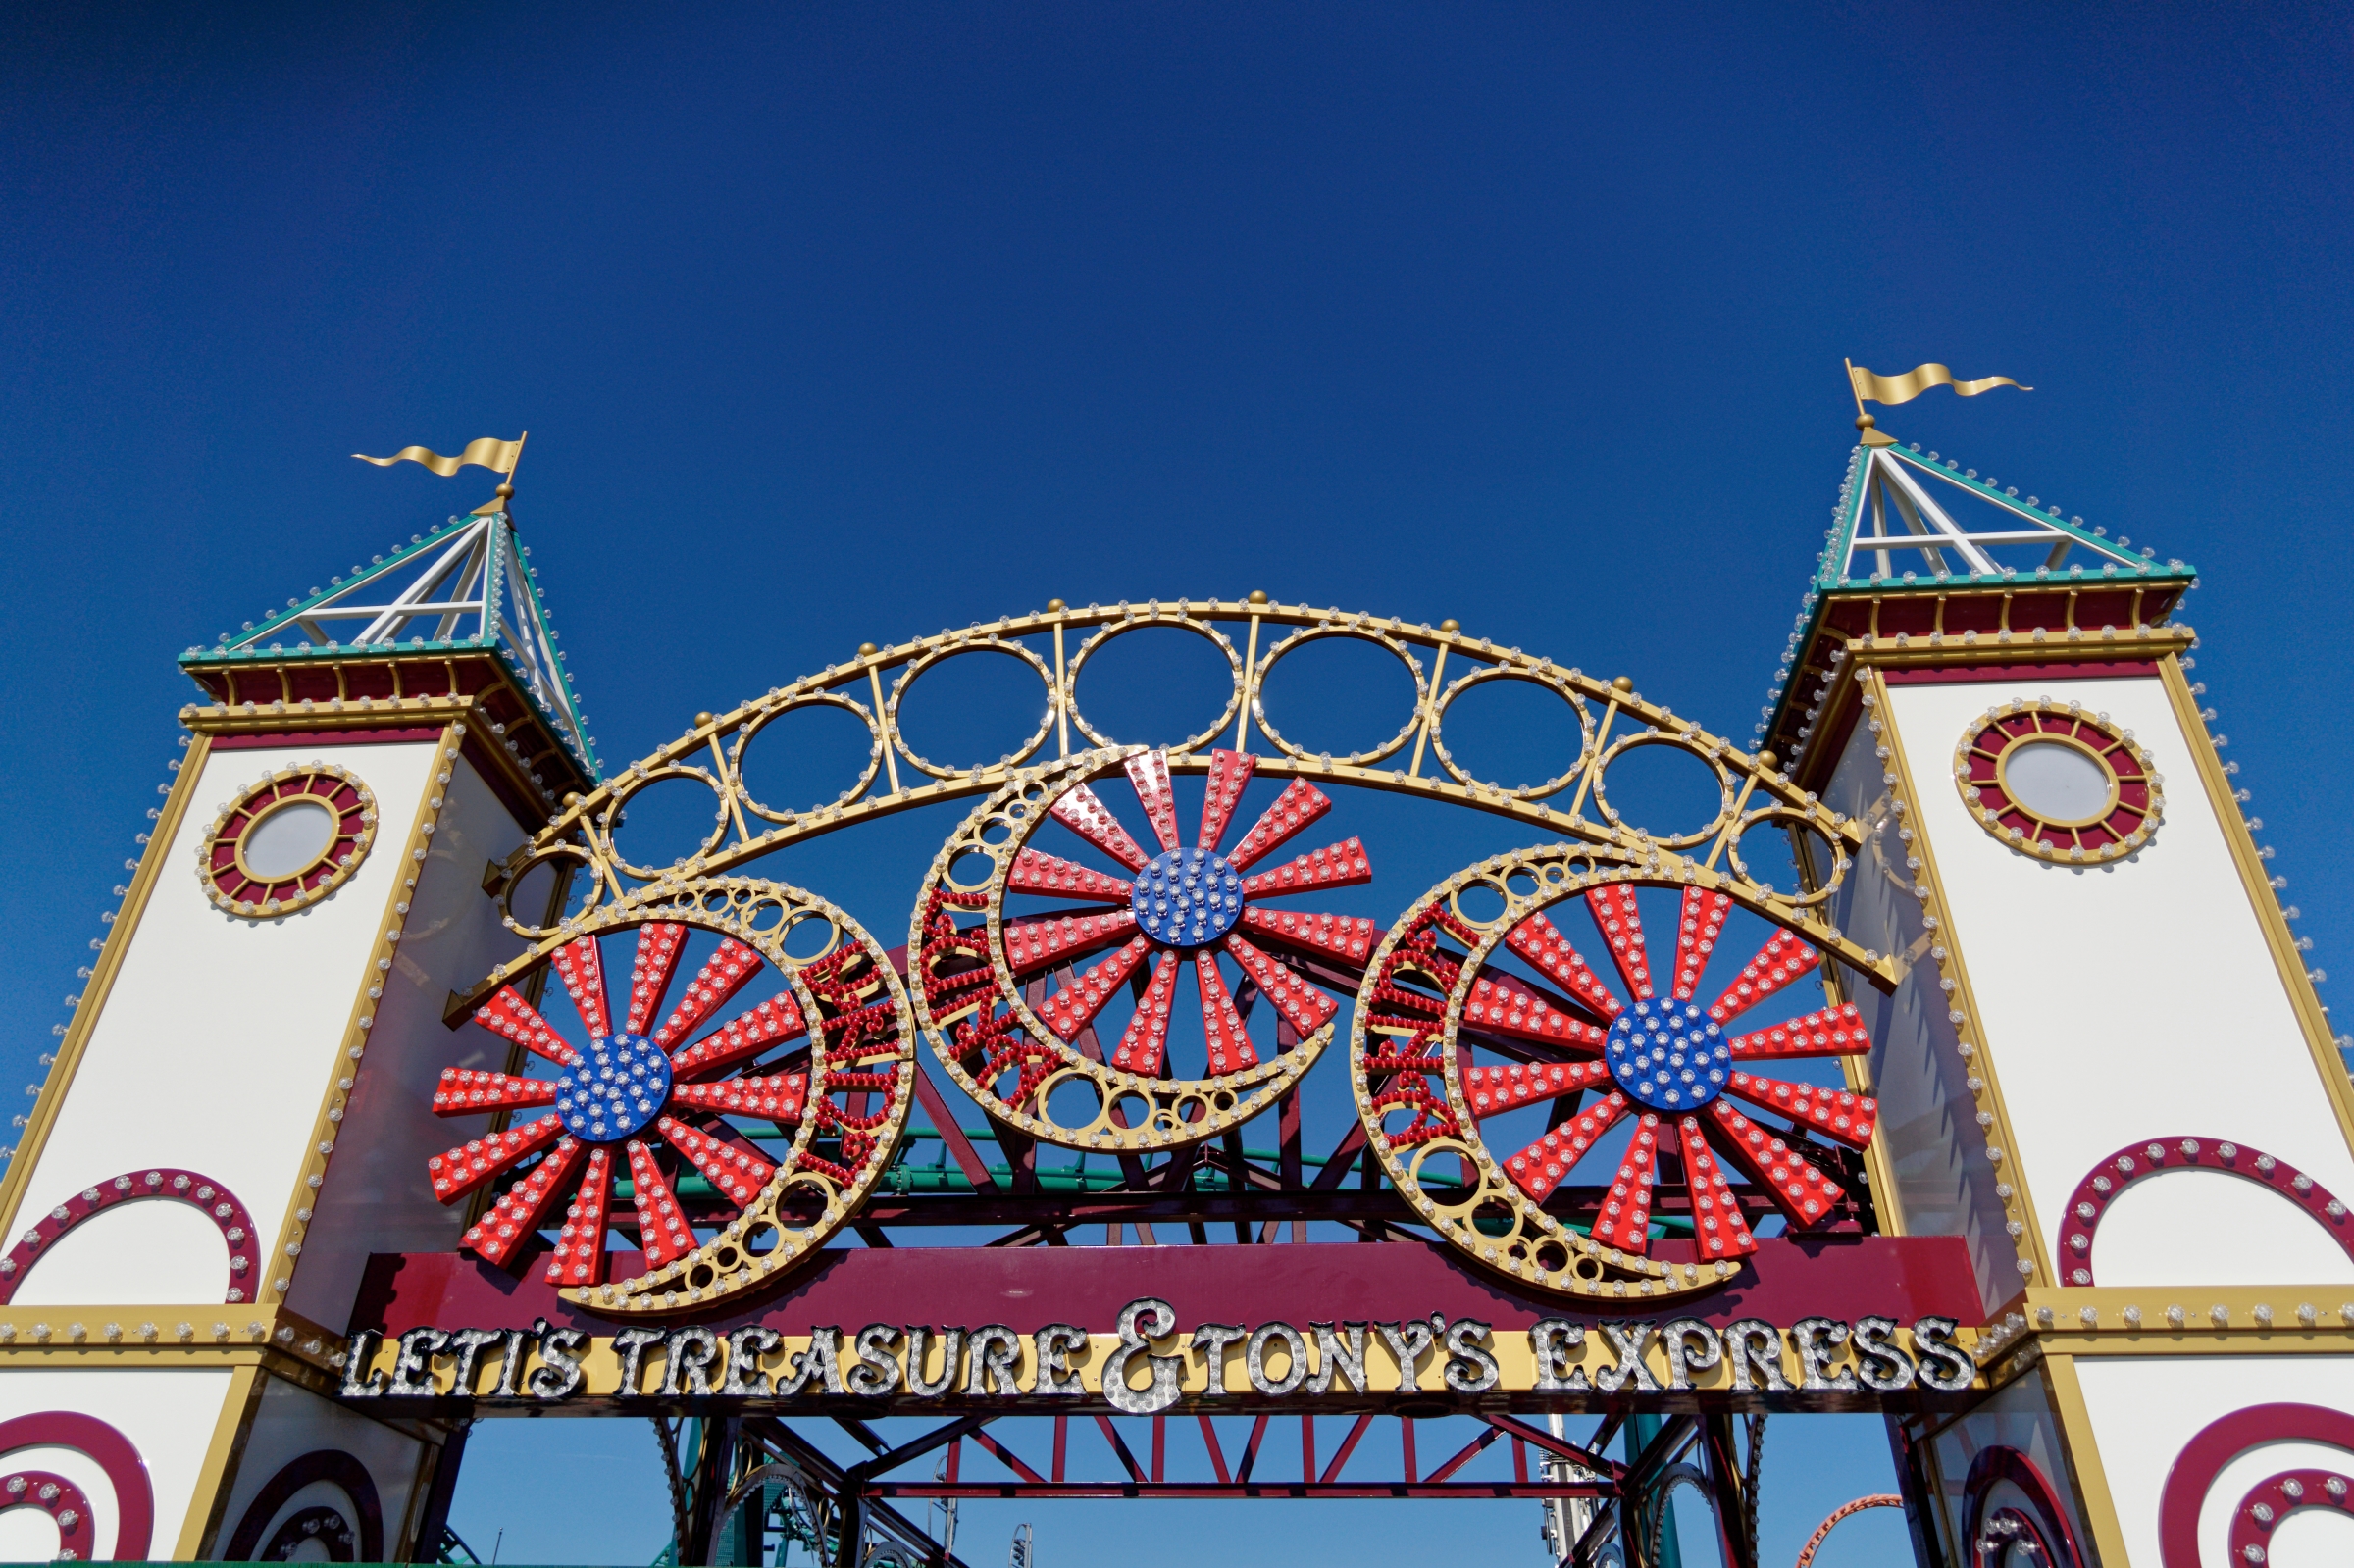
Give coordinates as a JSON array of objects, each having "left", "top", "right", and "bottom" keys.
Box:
[{"left": 6, "top": 4, "right": 2350, "bottom": 1564}]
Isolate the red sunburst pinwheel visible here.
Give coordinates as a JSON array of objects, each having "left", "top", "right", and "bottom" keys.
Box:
[
  {"left": 920, "top": 747, "right": 1378, "bottom": 1136},
  {"left": 428, "top": 922, "right": 896, "bottom": 1285},
  {"left": 1367, "top": 883, "right": 1874, "bottom": 1264}
]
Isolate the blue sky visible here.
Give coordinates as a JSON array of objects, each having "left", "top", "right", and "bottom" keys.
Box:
[{"left": 5, "top": 3, "right": 2350, "bottom": 1563}]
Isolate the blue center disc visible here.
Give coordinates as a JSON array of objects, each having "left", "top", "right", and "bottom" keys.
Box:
[
  {"left": 554, "top": 1033, "right": 673, "bottom": 1143},
  {"left": 1131, "top": 847, "right": 1245, "bottom": 948},
  {"left": 1604, "top": 999, "right": 1729, "bottom": 1113}
]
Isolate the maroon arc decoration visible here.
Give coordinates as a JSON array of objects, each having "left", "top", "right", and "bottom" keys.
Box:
[
  {"left": 0, "top": 1169, "right": 258, "bottom": 1306},
  {"left": 2160, "top": 1404, "right": 2354, "bottom": 1568},
  {"left": 222, "top": 1449, "right": 384, "bottom": 1563},
  {"left": 2057, "top": 1138, "right": 2354, "bottom": 1287},
  {"left": 0, "top": 1413, "right": 152, "bottom": 1561},
  {"left": 1963, "top": 1445, "right": 2086, "bottom": 1568},
  {"left": 2229, "top": 1469, "right": 2354, "bottom": 1567}
]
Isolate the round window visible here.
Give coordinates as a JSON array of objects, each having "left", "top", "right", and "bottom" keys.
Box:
[
  {"left": 1953, "top": 701, "right": 2161, "bottom": 864},
  {"left": 198, "top": 765, "right": 379, "bottom": 917},
  {"left": 2000, "top": 737, "right": 2115, "bottom": 824},
  {"left": 241, "top": 798, "right": 339, "bottom": 879}
]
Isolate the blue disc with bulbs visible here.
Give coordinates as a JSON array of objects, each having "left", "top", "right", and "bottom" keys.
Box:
[
  {"left": 554, "top": 1033, "right": 674, "bottom": 1143},
  {"left": 1605, "top": 998, "right": 1730, "bottom": 1113},
  {"left": 1130, "top": 847, "right": 1245, "bottom": 948}
]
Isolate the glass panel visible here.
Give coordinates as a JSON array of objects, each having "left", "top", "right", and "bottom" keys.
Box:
[
  {"left": 2004, "top": 739, "right": 2110, "bottom": 822},
  {"left": 1818, "top": 722, "right": 2017, "bottom": 1317},
  {"left": 245, "top": 798, "right": 336, "bottom": 878}
]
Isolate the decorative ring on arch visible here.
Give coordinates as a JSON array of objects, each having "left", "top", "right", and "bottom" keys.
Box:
[
  {"left": 222, "top": 1449, "right": 384, "bottom": 1563},
  {"left": 0, "top": 1169, "right": 258, "bottom": 1305},
  {"left": 913, "top": 745, "right": 1377, "bottom": 1153},
  {"left": 1248, "top": 620, "right": 1424, "bottom": 768},
  {"left": 891, "top": 635, "right": 1060, "bottom": 780},
  {"left": 600, "top": 762, "right": 735, "bottom": 883},
  {"left": 731, "top": 689, "right": 884, "bottom": 825},
  {"left": 2057, "top": 1138, "right": 2354, "bottom": 1287},
  {"left": 0, "top": 1413, "right": 152, "bottom": 1560},
  {"left": 436, "top": 877, "right": 915, "bottom": 1319},
  {"left": 1066, "top": 613, "right": 1246, "bottom": 759},
  {"left": 2230, "top": 1469, "right": 2354, "bottom": 1567},
  {"left": 1425, "top": 660, "right": 1597, "bottom": 801},
  {"left": 2159, "top": 1404, "right": 2354, "bottom": 1568},
  {"left": 1964, "top": 1445, "right": 2085, "bottom": 1568},
  {"left": 1349, "top": 844, "right": 1878, "bottom": 1301},
  {"left": 1588, "top": 731, "right": 1737, "bottom": 852}
]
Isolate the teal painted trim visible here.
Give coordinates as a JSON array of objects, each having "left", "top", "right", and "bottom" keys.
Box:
[
  {"left": 501, "top": 524, "right": 598, "bottom": 777},
  {"left": 1824, "top": 561, "right": 2198, "bottom": 594},
  {"left": 178, "top": 635, "right": 497, "bottom": 667},
  {"left": 1814, "top": 444, "right": 1873, "bottom": 590}
]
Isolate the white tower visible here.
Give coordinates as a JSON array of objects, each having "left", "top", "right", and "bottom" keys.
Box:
[
  {"left": 0, "top": 504, "right": 595, "bottom": 1560},
  {"left": 1770, "top": 437, "right": 2354, "bottom": 1567}
]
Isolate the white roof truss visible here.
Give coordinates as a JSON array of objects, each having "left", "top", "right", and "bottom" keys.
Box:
[{"left": 1835, "top": 446, "right": 2158, "bottom": 585}]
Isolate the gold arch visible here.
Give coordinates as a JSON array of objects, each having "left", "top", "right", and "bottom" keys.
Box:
[{"left": 467, "top": 597, "right": 1895, "bottom": 1009}]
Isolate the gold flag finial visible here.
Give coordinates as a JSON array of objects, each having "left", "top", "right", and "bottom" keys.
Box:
[
  {"left": 351, "top": 432, "right": 529, "bottom": 516},
  {"left": 1845, "top": 360, "right": 2030, "bottom": 446}
]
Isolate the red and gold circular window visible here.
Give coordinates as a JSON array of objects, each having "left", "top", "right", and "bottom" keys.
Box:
[
  {"left": 1953, "top": 699, "right": 2162, "bottom": 864},
  {"left": 198, "top": 766, "right": 378, "bottom": 917}
]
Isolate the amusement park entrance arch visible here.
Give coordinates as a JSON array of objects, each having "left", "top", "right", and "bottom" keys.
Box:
[{"left": 5, "top": 445, "right": 2349, "bottom": 1568}]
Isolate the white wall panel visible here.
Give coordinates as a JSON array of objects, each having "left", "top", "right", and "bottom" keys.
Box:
[
  {"left": 1883, "top": 675, "right": 2354, "bottom": 1282},
  {"left": 1822, "top": 720, "right": 2017, "bottom": 1313},
  {"left": 0, "top": 1505, "right": 65, "bottom": 1560},
  {"left": 12, "top": 1200, "right": 231, "bottom": 1306},
  {"left": 14, "top": 741, "right": 436, "bottom": 1303},
  {"left": 2092, "top": 1169, "right": 2354, "bottom": 1289}
]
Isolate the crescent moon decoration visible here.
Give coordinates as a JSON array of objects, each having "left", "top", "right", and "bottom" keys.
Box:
[
  {"left": 443, "top": 600, "right": 1888, "bottom": 1317},
  {"left": 431, "top": 879, "right": 913, "bottom": 1317},
  {"left": 911, "top": 745, "right": 1377, "bottom": 1153},
  {"left": 1351, "top": 846, "right": 1876, "bottom": 1301}
]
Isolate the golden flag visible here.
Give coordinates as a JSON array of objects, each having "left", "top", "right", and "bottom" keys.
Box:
[
  {"left": 352, "top": 436, "right": 524, "bottom": 476},
  {"left": 1848, "top": 362, "right": 2031, "bottom": 406}
]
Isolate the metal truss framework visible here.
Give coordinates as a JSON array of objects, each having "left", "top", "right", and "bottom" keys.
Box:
[{"left": 660, "top": 1406, "right": 1767, "bottom": 1568}]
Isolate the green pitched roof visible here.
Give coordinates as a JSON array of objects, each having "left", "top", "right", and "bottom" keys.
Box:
[{"left": 179, "top": 510, "right": 600, "bottom": 778}]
